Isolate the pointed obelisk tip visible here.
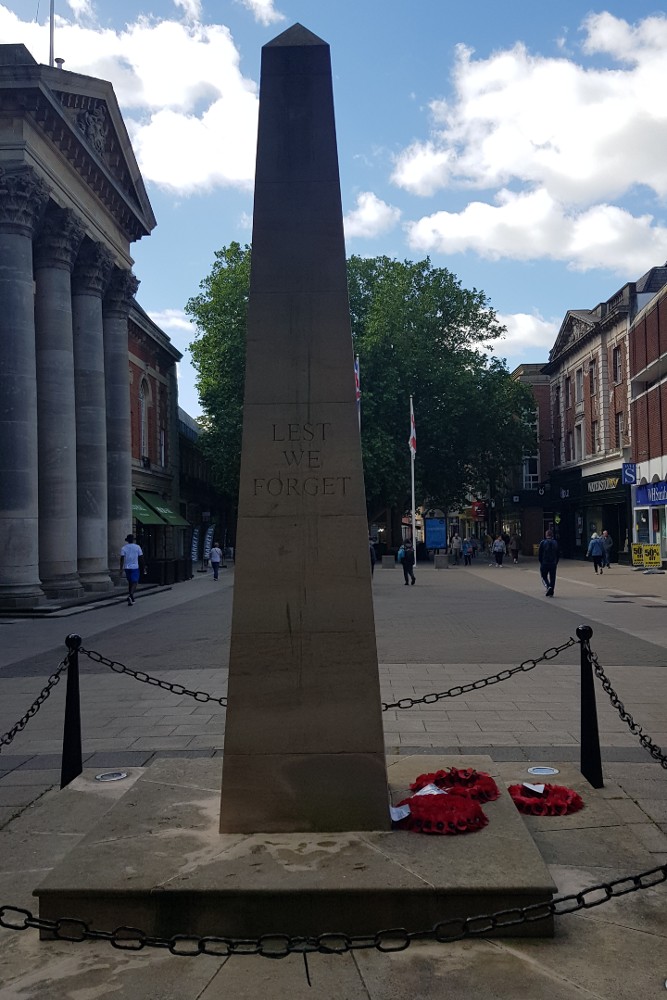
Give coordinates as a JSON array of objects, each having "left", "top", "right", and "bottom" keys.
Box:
[{"left": 265, "top": 23, "right": 328, "bottom": 47}]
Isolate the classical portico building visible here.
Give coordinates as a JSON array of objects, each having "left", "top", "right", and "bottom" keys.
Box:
[{"left": 0, "top": 44, "right": 156, "bottom": 607}]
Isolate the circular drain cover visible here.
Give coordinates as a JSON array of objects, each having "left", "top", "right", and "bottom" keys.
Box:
[
  {"left": 94, "top": 771, "right": 128, "bottom": 782},
  {"left": 527, "top": 766, "right": 560, "bottom": 776}
]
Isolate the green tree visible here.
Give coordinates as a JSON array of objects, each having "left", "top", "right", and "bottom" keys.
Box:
[
  {"left": 347, "top": 254, "right": 536, "bottom": 514},
  {"left": 186, "top": 245, "right": 536, "bottom": 522},
  {"left": 186, "top": 242, "right": 250, "bottom": 513}
]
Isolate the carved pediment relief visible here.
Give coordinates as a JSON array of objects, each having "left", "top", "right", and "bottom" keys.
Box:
[{"left": 53, "top": 91, "right": 138, "bottom": 207}]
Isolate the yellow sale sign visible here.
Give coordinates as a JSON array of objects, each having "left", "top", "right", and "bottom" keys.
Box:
[
  {"left": 643, "top": 544, "right": 662, "bottom": 568},
  {"left": 631, "top": 544, "right": 644, "bottom": 566}
]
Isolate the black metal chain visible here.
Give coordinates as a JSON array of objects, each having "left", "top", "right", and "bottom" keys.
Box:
[
  {"left": 382, "top": 638, "right": 576, "bottom": 711},
  {"left": 0, "top": 655, "right": 70, "bottom": 753},
  {"left": 588, "top": 648, "right": 667, "bottom": 769},
  {"left": 78, "top": 648, "right": 227, "bottom": 707},
  {"left": 0, "top": 861, "right": 664, "bottom": 957}
]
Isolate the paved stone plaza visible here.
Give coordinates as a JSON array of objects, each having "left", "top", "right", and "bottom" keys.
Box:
[{"left": 0, "top": 557, "right": 666, "bottom": 997}]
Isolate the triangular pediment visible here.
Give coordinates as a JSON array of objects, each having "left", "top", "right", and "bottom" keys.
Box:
[
  {"left": 0, "top": 46, "right": 155, "bottom": 241},
  {"left": 548, "top": 310, "right": 595, "bottom": 363}
]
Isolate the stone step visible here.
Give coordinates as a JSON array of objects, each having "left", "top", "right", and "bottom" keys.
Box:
[{"left": 35, "top": 756, "right": 556, "bottom": 941}]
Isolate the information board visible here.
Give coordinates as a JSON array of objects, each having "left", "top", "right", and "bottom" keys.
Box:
[{"left": 424, "top": 517, "right": 447, "bottom": 549}]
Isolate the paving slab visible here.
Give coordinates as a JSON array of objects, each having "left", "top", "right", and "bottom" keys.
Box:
[{"left": 34, "top": 756, "right": 556, "bottom": 940}]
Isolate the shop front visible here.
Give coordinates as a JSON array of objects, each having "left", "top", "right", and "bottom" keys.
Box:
[
  {"left": 579, "top": 470, "right": 630, "bottom": 563},
  {"left": 633, "top": 481, "right": 667, "bottom": 563},
  {"left": 547, "top": 469, "right": 582, "bottom": 558},
  {"left": 134, "top": 491, "right": 192, "bottom": 583}
]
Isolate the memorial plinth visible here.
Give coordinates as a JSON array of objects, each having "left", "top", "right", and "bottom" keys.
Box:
[
  {"left": 219, "top": 24, "right": 389, "bottom": 832},
  {"left": 36, "top": 758, "right": 556, "bottom": 940}
]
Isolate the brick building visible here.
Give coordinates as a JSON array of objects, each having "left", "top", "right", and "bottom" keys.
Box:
[
  {"left": 544, "top": 266, "right": 667, "bottom": 559},
  {"left": 629, "top": 283, "right": 667, "bottom": 559}
]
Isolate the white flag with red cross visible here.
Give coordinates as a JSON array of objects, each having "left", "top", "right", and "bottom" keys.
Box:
[{"left": 409, "top": 397, "right": 416, "bottom": 457}]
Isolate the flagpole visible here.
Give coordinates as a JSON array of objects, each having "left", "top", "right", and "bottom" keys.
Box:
[
  {"left": 410, "top": 395, "right": 416, "bottom": 547},
  {"left": 49, "top": 0, "right": 55, "bottom": 67}
]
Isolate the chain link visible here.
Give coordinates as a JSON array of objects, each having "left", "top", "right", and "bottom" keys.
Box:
[
  {"left": 588, "top": 648, "right": 667, "bottom": 769},
  {"left": 0, "top": 656, "right": 70, "bottom": 753},
  {"left": 1, "top": 861, "right": 664, "bottom": 957},
  {"left": 79, "top": 648, "right": 227, "bottom": 707},
  {"left": 382, "top": 638, "right": 576, "bottom": 711}
]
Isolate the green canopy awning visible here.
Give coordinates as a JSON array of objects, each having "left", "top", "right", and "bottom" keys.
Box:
[
  {"left": 132, "top": 494, "right": 167, "bottom": 525},
  {"left": 136, "top": 491, "right": 190, "bottom": 527}
]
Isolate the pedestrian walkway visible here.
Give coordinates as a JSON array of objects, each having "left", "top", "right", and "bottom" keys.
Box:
[{"left": 0, "top": 559, "right": 665, "bottom": 997}]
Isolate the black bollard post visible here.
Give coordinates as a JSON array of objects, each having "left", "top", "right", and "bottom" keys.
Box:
[
  {"left": 576, "top": 624, "right": 603, "bottom": 788},
  {"left": 60, "top": 634, "right": 83, "bottom": 790}
]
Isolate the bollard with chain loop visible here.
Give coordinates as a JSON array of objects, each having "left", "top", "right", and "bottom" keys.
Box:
[
  {"left": 60, "top": 635, "right": 83, "bottom": 790},
  {"left": 576, "top": 625, "right": 603, "bottom": 789},
  {"left": 588, "top": 647, "right": 667, "bottom": 770}
]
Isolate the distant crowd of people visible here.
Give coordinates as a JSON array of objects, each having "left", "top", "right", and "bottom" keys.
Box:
[{"left": 369, "top": 526, "right": 615, "bottom": 598}]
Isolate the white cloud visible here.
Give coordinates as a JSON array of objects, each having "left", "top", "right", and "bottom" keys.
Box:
[
  {"left": 490, "top": 312, "right": 559, "bottom": 358},
  {"left": 344, "top": 191, "right": 401, "bottom": 239},
  {"left": 392, "top": 16, "right": 667, "bottom": 204},
  {"left": 0, "top": 6, "right": 258, "bottom": 194},
  {"left": 173, "top": 0, "right": 203, "bottom": 21},
  {"left": 406, "top": 187, "right": 667, "bottom": 275},
  {"left": 147, "top": 308, "right": 195, "bottom": 334},
  {"left": 236, "top": 0, "right": 285, "bottom": 27},
  {"left": 66, "top": 0, "right": 93, "bottom": 20}
]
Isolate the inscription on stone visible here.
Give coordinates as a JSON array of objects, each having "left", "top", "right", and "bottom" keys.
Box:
[{"left": 252, "top": 420, "right": 352, "bottom": 497}]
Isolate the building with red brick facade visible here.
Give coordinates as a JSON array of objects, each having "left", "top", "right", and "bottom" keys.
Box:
[
  {"left": 629, "top": 282, "right": 667, "bottom": 559},
  {"left": 543, "top": 266, "right": 667, "bottom": 560}
]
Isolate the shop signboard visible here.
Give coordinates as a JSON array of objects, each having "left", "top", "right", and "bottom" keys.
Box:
[
  {"left": 636, "top": 481, "right": 667, "bottom": 505},
  {"left": 425, "top": 518, "right": 447, "bottom": 549},
  {"left": 631, "top": 543, "right": 663, "bottom": 567},
  {"left": 643, "top": 544, "right": 662, "bottom": 568},
  {"left": 631, "top": 543, "right": 644, "bottom": 566}
]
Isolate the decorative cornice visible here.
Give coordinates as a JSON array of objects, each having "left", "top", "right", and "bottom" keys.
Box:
[
  {"left": 34, "top": 204, "right": 86, "bottom": 271},
  {"left": 0, "top": 164, "right": 50, "bottom": 235},
  {"left": 71, "top": 237, "right": 114, "bottom": 296},
  {"left": 104, "top": 267, "right": 140, "bottom": 317}
]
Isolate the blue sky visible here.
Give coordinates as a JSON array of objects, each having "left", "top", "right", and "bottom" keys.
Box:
[{"left": 2, "top": 0, "right": 667, "bottom": 416}]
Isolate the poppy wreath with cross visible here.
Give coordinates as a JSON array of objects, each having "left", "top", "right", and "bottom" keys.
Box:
[
  {"left": 508, "top": 783, "right": 584, "bottom": 816},
  {"left": 410, "top": 767, "right": 500, "bottom": 803}
]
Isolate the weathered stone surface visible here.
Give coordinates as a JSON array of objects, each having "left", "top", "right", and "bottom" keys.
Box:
[
  {"left": 36, "top": 757, "right": 555, "bottom": 939},
  {"left": 220, "top": 25, "right": 388, "bottom": 832}
]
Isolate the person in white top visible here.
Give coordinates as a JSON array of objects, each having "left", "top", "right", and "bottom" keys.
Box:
[
  {"left": 119, "top": 534, "right": 146, "bottom": 605},
  {"left": 209, "top": 542, "right": 223, "bottom": 580}
]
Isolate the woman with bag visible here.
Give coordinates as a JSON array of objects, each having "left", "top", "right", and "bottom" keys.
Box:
[{"left": 586, "top": 532, "right": 605, "bottom": 574}]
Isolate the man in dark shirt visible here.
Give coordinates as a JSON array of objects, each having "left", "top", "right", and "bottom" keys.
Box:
[{"left": 538, "top": 529, "right": 559, "bottom": 597}]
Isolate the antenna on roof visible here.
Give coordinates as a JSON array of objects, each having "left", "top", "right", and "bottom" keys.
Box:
[{"left": 49, "top": 0, "right": 54, "bottom": 67}]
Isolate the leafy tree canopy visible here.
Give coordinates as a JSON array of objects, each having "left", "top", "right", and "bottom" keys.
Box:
[{"left": 186, "top": 243, "right": 536, "bottom": 515}]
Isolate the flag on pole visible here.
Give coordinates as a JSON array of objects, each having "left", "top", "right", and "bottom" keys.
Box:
[
  {"left": 354, "top": 355, "right": 361, "bottom": 428},
  {"left": 408, "top": 397, "right": 416, "bottom": 457}
]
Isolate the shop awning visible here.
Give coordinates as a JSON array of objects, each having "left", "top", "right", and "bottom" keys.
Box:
[
  {"left": 136, "top": 491, "right": 190, "bottom": 527},
  {"left": 132, "top": 494, "right": 167, "bottom": 525}
]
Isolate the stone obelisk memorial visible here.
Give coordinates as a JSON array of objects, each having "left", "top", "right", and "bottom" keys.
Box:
[{"left": 220, "top": 24, "right": 390, "bottom": 833}]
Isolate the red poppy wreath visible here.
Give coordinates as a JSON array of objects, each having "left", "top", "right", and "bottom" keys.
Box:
[
  {"left": 410, "top": 767, "right": 500, "bottom": 803},
  {"left": 394, "top": 790, "right": 488, "bottom": 835},
  {"left": 508, "top": 783, "right": 584, "bottom": 816}
]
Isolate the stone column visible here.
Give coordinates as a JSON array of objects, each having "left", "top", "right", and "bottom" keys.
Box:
[
  {"left": 103, "top": 267, "right": 139, "bottom": 579},
  {"left": 34, "top": 205, "right": 86, "bottom": 598},
  {"left": 0, "top": 165, "right": 49, "bottom": 608},
  {"left": 72, "top": 238, "right": 114, "bottom": 590}
]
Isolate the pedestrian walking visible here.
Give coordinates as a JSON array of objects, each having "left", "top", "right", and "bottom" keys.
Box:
[
  {"left": 209, "top": 541, "right": 223, "bottom": 580},
  {"left": 601, "top": 530, "right": 613, "bottom": 568},
  {"left": 586, "top": 532, "right": 606, "bottom": 574},
  {"left": 450, "top": 533, "right": 462, "bottom": 565},
  {"left": 470, "top": 536, "right": 479, "bottom": 559},
  {"left": 400, "top": 539, "right": 416, "bottom": 585},
  {"left": 538, "top": 528, "right": 559, "bottom": 597},
  {"left": 369, "top": 539, "right": 377, "bottom": 576},
  {"left": 119, "top": 534, "right": 146, "bottom": 606},
  {"left": 491, "top": 535, "right": 506, "bottom": 567},
  {"left": 462, "top": 537, "right": 472, "bottom": 566},
  {"left": 509, "top": 534, "right": 520, "bottom": 564}
]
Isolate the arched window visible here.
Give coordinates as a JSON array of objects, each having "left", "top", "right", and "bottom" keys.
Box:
[{"left": 139, "top": 379, "right": 149, "bottom": 459}]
